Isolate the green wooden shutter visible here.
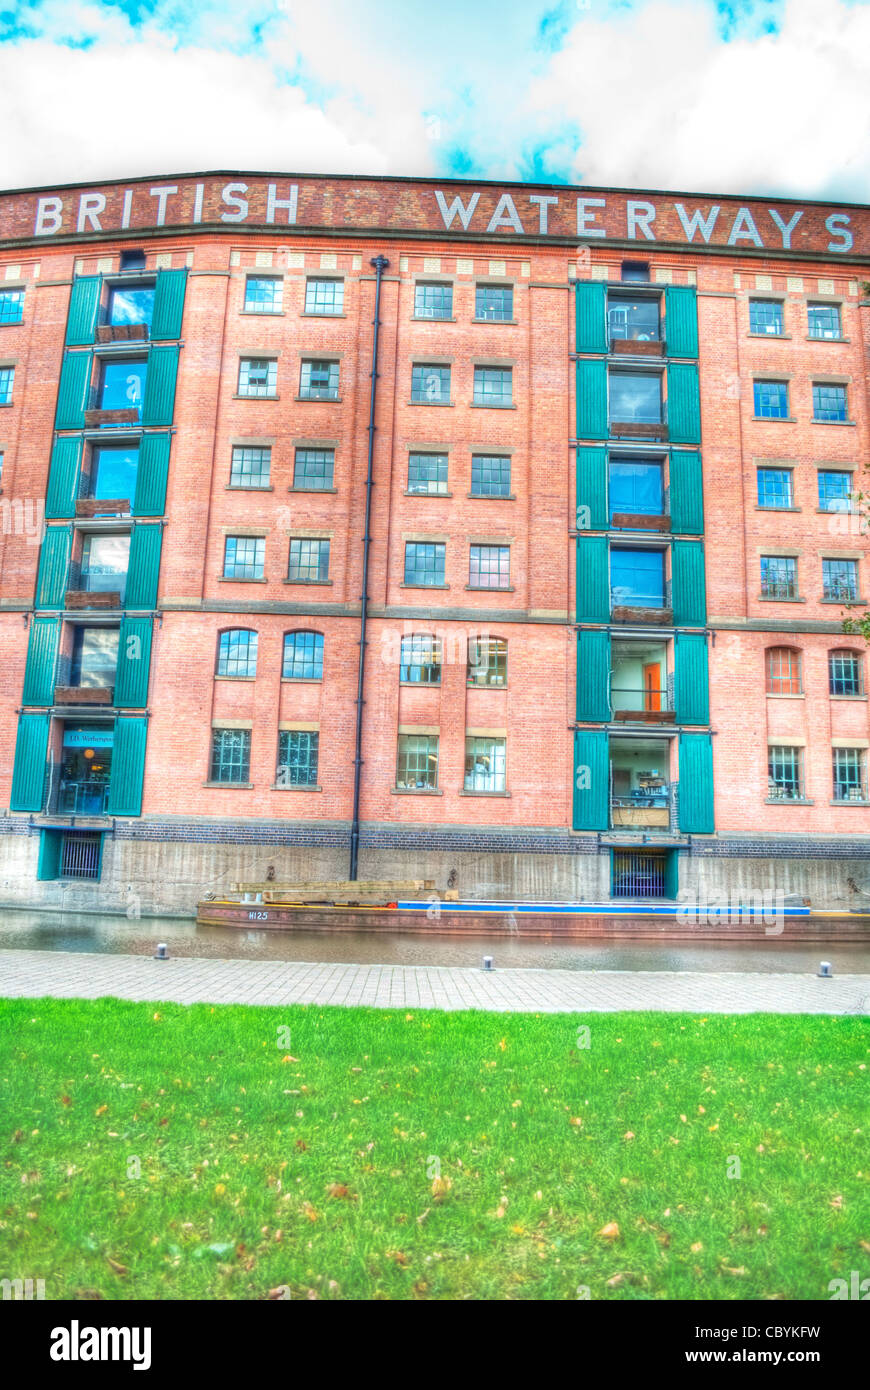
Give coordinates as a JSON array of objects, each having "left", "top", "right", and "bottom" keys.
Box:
[
  {"left": 663, "top": 848, "right": 680, "bottom": 900},
  {"left": 132, "top": 433, "right": 171, "bottom": 516},
  {"left": 65, "top": 275, "right": 101, "bottom": 347},
  {"left": 674, "top": 631, "right": 710, "bottom": 725},
  {"left": 108, "top": 717, "right": 148, "bottom": 816},
  {"left": 45, "top": 437, "right": 83, "bottom": 519},
  {"left": 573, "top": 729, "right": 610, "bottom": 831},
  {"left": 37, "top": 829, "right": 62, "bottom": 881},
  {"left": 576, "top": 629, "right": 611, "bottom": 722},
  {"left": 576, "top": 446, "right": 608, "bottom": 532},
  {"left": 35, "top": 526, "right": 72, "bottom": 610},
  {"left": 575, "top": 281, "right": 608, "bottom": 354},
  {"left": 576, "top": 358, "right": 608, "bottom": 440},
  {"left": 115, "top": 616, "right": 153, "bottom": 708},
  {"left": 125, "top": 523, "right": 163, "bottom": 609},
  {"left": 669, "top": 449, "right": 704, "bottom": 535},
  {"left": 667, "top": 362, "right": 701, "bottom": 445},
  {"left": 150, "top": 268, "right": 187, "bottom": 341},
  {"left": 678, "top": 732, "right": 714, "bottom": 833},
  {"left": 10, "top": 712, "right": 50, "bottom": 812},
  {"left": 664, "top": 285, "right": 698, "bottom": 359},
  {"left": 22, "top": 617, "right": 60, "bottom": 706},
  {"left": 141, "top": 345, "right": 179, "bottom": 426},
  {"left": 576, "top": 536, "right": 610, "bottom": 624},
  {"left": 55, "top": 351, "right": 91, "bottom": 430},
  {"left": 671, "top": 540, "right": 706, "bottom": 627}
]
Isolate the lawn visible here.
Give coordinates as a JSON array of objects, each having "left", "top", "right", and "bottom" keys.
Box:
[{"left": 0, "top": 997, "right": 866, "bottom": 1300}]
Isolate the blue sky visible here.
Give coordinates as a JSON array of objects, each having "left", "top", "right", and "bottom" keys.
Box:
[{"left": 0, "top": 0, "right": 868, "bottom": 198}]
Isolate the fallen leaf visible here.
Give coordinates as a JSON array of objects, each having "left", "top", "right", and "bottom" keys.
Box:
[
  {"left": 691, "top": 1242, "right": 703, "bottom": 1253},
  {"left": 624, "top": 1131, "right": 635, "bottom": 1141},
  {"left": 830, "top": 1195, "right": 844, "bottom": 1210},
  {"left": 431, "top": 1175, "right": 452, "bottom": 1198},
  {"left": 597, "top": 1222, "right": 620, "bottom": 1240},
  {"left": 327, "top": 1183, "right": 356, "bottom": 1200},
  {"left": 95, "top": 1104, "right": 108, "bottom": 1117},
  {"left": 106, "top": 1258, "right": 127, "bottom": 1276}
]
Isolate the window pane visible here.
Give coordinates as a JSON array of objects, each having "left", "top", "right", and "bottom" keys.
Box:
[
  {"left": 768, "top": 745, "right": 802, "bottom": 800},
  {"left": 833, "top": 747, "right": 865, "bottom": 801},
  {"left": 108, "top": 284, "right": 154, "bottom": 327},
  {"left": 765, "top": 647, "right": 801, "bottom": 694},
  {"left": 277, "top": 730, "right": 319, "bottom": 787},
  {"left": 760, "top": 555, "right": 796, "bottom": 598},
  {"left": 753, "top": 380, "right": 789, "bottom": 419},
  {"left": 238, "top": 358, "right": 277, "bottom": 397},
  {"left": 91, "top": 445, "right": 138, "bottom": 501},
  {"left": 407, "top": 452, "right": 448, "bottom": 495},
  {"left": 283, "top": 631, "right": 324, "bottom": 680},
  {"left": 464, "top": 736, "right": 506, "bottom": 791},
  {"left": 475, "top": 286, "right": 513, "bottom": 321},
  {"left": 608, "top": 295, "right": 660, "bottom": 342},
  {"left": 0, "top": 367, "right": 13, "bottom": 403},
  {"left": 473, "top": 366, "right": 512, "bottom": 406},
  {"left": 469, "top": 545, "right": 510, "bottom": 589},
  {"left": 217, "top": 629, "right": 258, "bottom": 678},
  {"left": 294, "top": 448, "right": 334, "bottom": 490},
  {"left": 609, "top": 459, "right": 664, "bottom": 515},
  {"left": 756, "top": 468, "right": 793, "bottom": 508},
  {"left": 244, "top": 277, "right": 283, "bottom": 313},
  {"left": 818, "top": 470, "right": 852, "bottom": 512},
  {"left": 470, "top": 455, "right": 511, "bottom": 498},
  {"left": 223, "top": 536, "right": 265, "bottom": 579},
  {"left": 396, "top": 734, "right": 439, "bottom": 789},
  {"left": 399, "top": 634, "right": 442, "bottom": 684},
  {"left": 415, "top": 283, "right": 452, "bottom": 319},
  {"left": 813, "top": 383, "right": 847, "bottom": 422},
  {"left": 70, "top": 626, "right": 119, "bottom": 688},
  {"left": 230, "top": 446, "right": 271, "bottom": 488},
  {"left": 610, "top": 549, "right": 665, "bottom": 606},
  {"left": 467, "top": 636, "right": 507, "bottom": 686},
  {"left": 80, "top": 533, "right": 130, "bottom": 599},
  {"left": 822, "top": 558, "right": 858, "bottom": 601},
  {"left": 404, "top": 542, "right": 445, "bottom": 586},
  {"left": 807, "top": 303, "right": 841, "bottom": 339},
  {"left": 299, "top": 360, "right": 339, "bottom": 399},
  {"left": 99, "top": 359, "right": 146, "bottom": 415},
  {"left": 621, "top": 262, "right": 649, "bottom": 283},
  {"left": 288, "top": 538, "right": 330, "bottom": 582},
  {"left": 0, "top": 289, "right": 25, "bottom": 324},
  {"left": 411, "top": 364, "right": 450, "bottom": 403},
  {"left": 829, "top": 650, "right": 862, "bottom": 696},
  {"left": 749, "top": 300, "right": 783, "bottom": 334},
  {"left": 610, "top": 373, "right": 661, "bottom": 423},
  {"left": 305, "top": 279, "right": 344, "bottom": 315},
  {"left": 210, "top": 728, "right": 251, "bottom": 784}
]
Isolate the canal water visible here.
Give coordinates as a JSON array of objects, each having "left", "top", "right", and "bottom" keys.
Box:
[{"left": 1, "top": 907, "right": 868, "bottom": 974}]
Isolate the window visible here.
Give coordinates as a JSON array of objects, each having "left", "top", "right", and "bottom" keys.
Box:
[
  {"left": 833, "top": 747, "right": 866, "bottom": 802},
  {"left": 473, "top": 366, "right": 512, "bottom": 407},
  {"left": 768, "top": 745, "right": 803, "bottom": 800},
  {"left": 277, "top": 730, "right": 319, "bottom": 787},
  {"left": 408, "top": 452, "right": 448, "bottom": 495},
  {"left": 238, "top": 358, "right": 277, "bottom": 398},
  {"left": 294, "top": 448, "right": 334, "bottom": 490},
  {"left": 288, "top": 538, "right": 330, "bottom": 582},
  {"left": 299, "top": 359, "right": 339, "bottom": 400},
  {"left": 411, "top": 364, "right": 450, "bottom": 403},
  {"left": 760, "top": 555, "right": 797, "bottom": 599},
  {"left": 813, "top": 383, "right": 848, "bottom": 422},
  {"left": 807, "top": 302, "right": 842, "bottom": 339},
  {"left": 610, "top": 371, "right": 662, "bottom": 424},
  {"left": 765, "top": 647, "right": 801, "bottom": 694},
  {"left": 749, "top": 299, "right": 784, "bottom": 335},
  {"left": 404, "top": 541, "right": 445, "bottom": 587},
  {"left": 464, "top": 736, "right": 506, "bottom": 792},
  {"left": 611, "top": 548, "right": 665, "bottom": 607},
  {"left": 108, "top": 283, "right": 154, "bottom": 327},
  {"left": 414, "top": 283, "right": 452, "bottom": 319},
  {"left": 90, "top": 444, "right": 138, "bottom": 501},
  {"left": 0, "top": 289, "right": 24, "bottom": 325},
  {"left": 621, "top": 262, "right": 649, "bottom": 283},
  {"left": 223, "top": 536, "right": 265, "bottom": 580},
  {"left": 283, "top": 631, "right": 324, "bottom": 680},
  {"left": 471, "top": 455, "right": 511, "bottom": 498},
  {"left": 210, "top": 728, "right": 251, "bottom": 785},
  {"left": 818, "top": 470, "right": 852, "bottom": 512},
  {"left": 244, "top": 277, "right": 283, "bottom": 313},
  {"left": 756, "top": 468, "right": 793, "bottom": 509},
  {"left": 822, "top": 558, "right": 858, "bottom": 602},
  {"left": 475, "top": 285, "right": 513, "bottom": 321},
  {"left": 98, "top": 358, "right": 146, "bottom": 415},
  {"left": 396, "top": 734, "right": 439, "bottom": 790},
  {"left": 70, "top": 626, "right": 119, "bottom": 688},
  {"left": 120, "top": 249, "right": 146, "bottom": 272},
  {"left": 305, "top": 279, "right": 344, "bottom": 316},
  {"left": 400, "top": 633, "right": 442, "bottom": 684},
  {"left": 469, "top": 544, "right": 510, "bottom": 589},
  {"left": 754, "top": 380, "right": 789, "bottom": 419},
  {"left": 230, "top": 446, "right": 271, "bottom": 489},
  {"left": 829, "top": 650, "right": 863, "bottom": 696},
  {"left": 0, "top": 366, "right": 13, "bottom": 404},
  {"left": 609, "top": 458, "right": 664, "bottom": 516},
  {"left": 467, "top": 636, "right": 507, "bottom": 687},
  {"left": 80, "top": 533, "right": 130, "bottom": 599},
  {"left": 608, "top": 294, "right": 660, "bottom": 343},
  {"left": 216, "top": 629, "right": 258, "bottom": 678}
]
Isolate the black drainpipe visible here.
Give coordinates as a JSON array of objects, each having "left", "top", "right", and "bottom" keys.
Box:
[{"left": 349, "top": 254, "right": 389, "bottom": 880}]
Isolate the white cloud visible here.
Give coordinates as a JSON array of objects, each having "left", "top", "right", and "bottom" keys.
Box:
[{"left": 526, "top": 0, "right": 870, "bottom": 199}]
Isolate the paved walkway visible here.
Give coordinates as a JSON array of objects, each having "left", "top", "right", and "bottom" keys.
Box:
[{"left": 1, "top": 949, "right": 868, "bottom": 1014}]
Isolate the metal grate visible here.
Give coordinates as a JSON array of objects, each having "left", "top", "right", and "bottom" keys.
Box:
[
  {"left": 612, "top": 850, "right": 666, "bottom": 899},
  {"left": 60, "top": 832, "right": 101, "bottom": 880}
]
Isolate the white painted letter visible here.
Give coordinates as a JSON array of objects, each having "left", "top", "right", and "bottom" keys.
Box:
[
  {"left": 121, "top": 189, "right": 133, "bottom": 229},
  {"left": 434, "top": 190, "right": 480, "bottom": 230},
  {"left": 768, "top": 208, "right": 803, "bottom": 249},
  {"left": 576, "top": 197, "right": 606, "bottom": 236},
  {"left": 529, "top": 193, "right": 558, "bottom": 235},
  {"left": 193, "top": 183, "right": 204, "bottom": 224},
  {"left": 221, "top": 182, "right": 249, "bottom": 223},
  {"left": 627, "top": 200, "right": 656, "bottom": 240},
  {"left": 77, "top": 192, "right": 106, "bottom": 233},
  {"left": 727, "top": 207, "right": 763, "bottom": 247},
  {"left": 266, "top": 183, "right": 298, "bottom": 225},
  {"left": 674, "top": 203, "right": 720, "bottom": 243},
  {"left": 149, "top": 185, "right": 178, "bottom": 227},
  {"left": 486, "top": 194, "right": 524, "bottom": 234},
  {"left": 34, "top": 196, "right": 63, "bottom": 236},
  {"left": 826, "top": 213, "right": 853, "bottom": 253}
]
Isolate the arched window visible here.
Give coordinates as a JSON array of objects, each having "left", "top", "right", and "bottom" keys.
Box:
[
  {"left": 399, "top": 633, "right": 441, "bottom": 684},
  {"left": 765, "top": 646, "right": 801, "bottom": 695},
  {"left": 283, "top": 631, "right": 324, "bottom": 681},
  {"left": 216, "top": 629, "right": 258, "bottom": 678},
  {"left": 829, "top": 649, "right": 864, "bottom": 697},
  {"left": 467, "top": 635, "right": 507, "bottom": 687}
]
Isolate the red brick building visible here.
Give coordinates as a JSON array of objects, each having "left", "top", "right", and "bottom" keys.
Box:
[{"left": 0, "top": 171, "right": 868, "bottom": 914}]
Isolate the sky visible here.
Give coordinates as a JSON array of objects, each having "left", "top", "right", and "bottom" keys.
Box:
[{"left": 0, "top": 0, "right": 868, "bottom": 199}]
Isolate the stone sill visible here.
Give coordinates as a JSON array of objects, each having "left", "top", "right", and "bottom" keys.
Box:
[
  {"left": 240, "top": 310, "right": 285, "bottom": 317},
  {"left": 752, "top": 416, "right": 797, "bottom": 423},
  {"left": 764, "top": 797, "right": 814, "bottom": 805},
  {"left": 831, "top": 694, "right": 867, "bottom": 701},
  {"left": 465, "top": 585, "right": 515, "bottom": 592},
  {"left": 821, "top": 597, "right": 865, "bottom": 605},
  {"left": 399, "top": 582, "right": 449, "bottom": 590},
  {"left": 758, "top": 595, "right": 805, "bottom": 603},
  {"left": 289, "top": 486, "right": 338, "bottom": 494},
  {"left": 411, "top": 316, "right": 456, "bottom": 323},
  {"left": 459, "top": 789, "right": 511, "bottom": 797},
  {"left": 405, "top": 490, "right": 453, "bottom": 498},
  {"left": 233, "top": 394, "right": 280, "bottom": 401},
  {"left": 295, "top": 395, "right": 342, "bottom": 404},
  {"left": 407, "top": 400, "right": 454, "bottom": 407},
  {"left": 830, "top": 798, "right": 869, "bottom": 806},
  {"left": 812, "top": 419, "right": 855, "bottom": 427},
  {"left": 281, "top": 677, "right": 323, "bottom": 684},
  {"left": 283, "top": 578, "right": 333, "bottom": 586},
  {"left": 473, "top": 318, "right": 518, "bottom": 325},
  {"left": 806, "top": 336, "right": 849, "bottom": 343},
  {"left": 214, "top": 676, "right": 255, "bottom": 683},
  {"left": 299, "top": 313, "right": 346, "bottom": 319},
  {"left": 270, "top": 783, "right": 323, "bottom": 792},
  {"left": 467, "top": 493, "right": 516, "bottom": 501},
  {"left": 391, "top": 787, "right": 443, "bottom": 795},
  {"left": 202, "top": 781, "right": 254, "bottom": 789},
  {"left": 755, "top": 505, "right": 801, "bottom": 512},
  {"left": 765, "top": 693, "right": 804, "bottom": 699},
  {"left": 469, "top": 402, "right": 516, "bottom": 410},
  {"left": 815, "top": 507, "right": 858, "bottom": 516},
  {"left": 226, "top": 484, "right": 274, "bottom": 491},
  {"left": 219, "top": 576, "right": 267, "bottom": 583},
  {"left": 747, "top": 332, "right": 792, "bottom": 340}
]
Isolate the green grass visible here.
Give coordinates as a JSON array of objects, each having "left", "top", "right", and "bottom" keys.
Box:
[{"left": 0, "top": 997, "right": 867, "bottom": 1300}]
